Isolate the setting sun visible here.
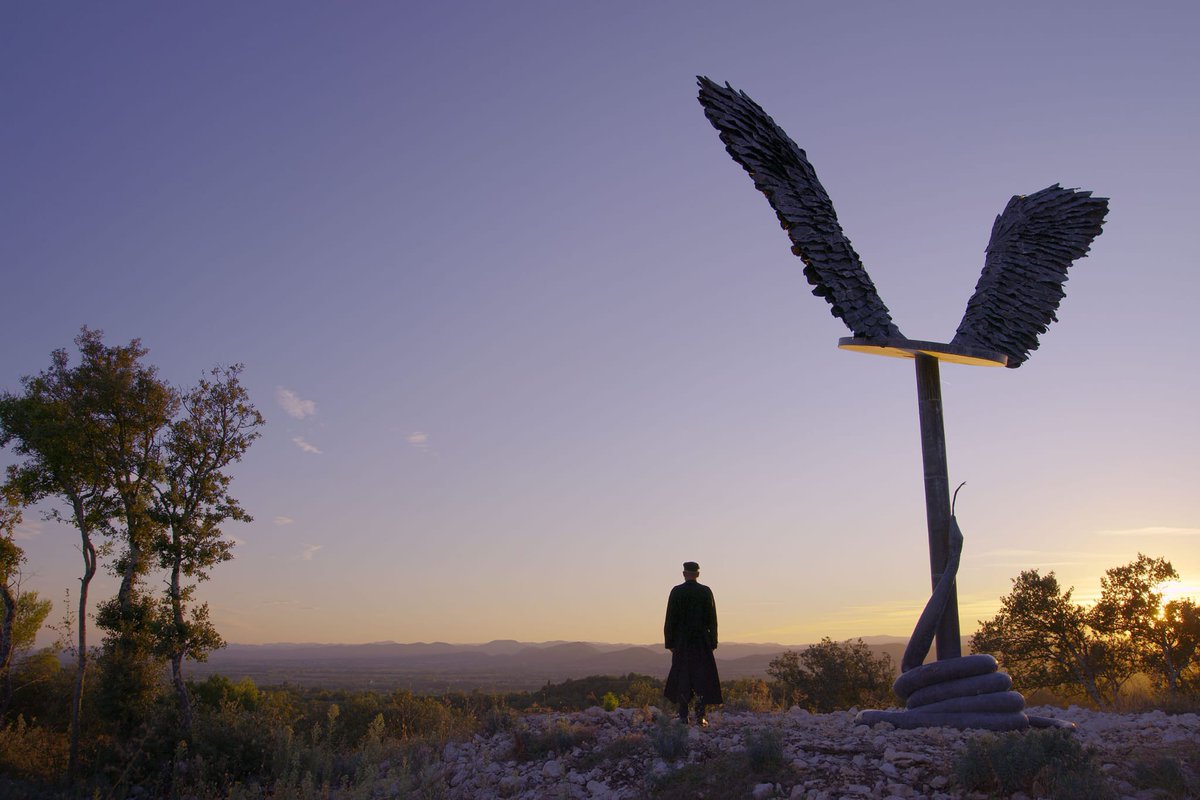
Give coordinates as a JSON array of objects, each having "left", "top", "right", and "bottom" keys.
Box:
[{"left": 1158, "top": 580, "right": 1200, "bottom": 615}]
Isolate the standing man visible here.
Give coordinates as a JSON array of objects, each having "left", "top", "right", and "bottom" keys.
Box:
[{"left": 663, "top": 561, "right": 723, "bottom": 725}]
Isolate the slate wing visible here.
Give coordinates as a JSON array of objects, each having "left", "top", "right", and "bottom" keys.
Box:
[
  {"left": 951, "top": 185, "right": 1108, "bottom": 367},
  {"left": 697, "top": 77, "right": 902, "bottom": 340}
]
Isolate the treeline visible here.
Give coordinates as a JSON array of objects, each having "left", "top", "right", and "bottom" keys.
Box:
[
  {"left": 972, "top": 554, "right": 1199, "bottom": 708},
  {"left": 0, "top": 328, "right": 263, "bottom": 777}
]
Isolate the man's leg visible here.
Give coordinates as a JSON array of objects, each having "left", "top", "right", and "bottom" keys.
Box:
[
  {"left": 695, "top": 698, "right": 708, "bottom": 727},
  {"left": 677, "top": 697, "right": 690, "bottom": 723}
]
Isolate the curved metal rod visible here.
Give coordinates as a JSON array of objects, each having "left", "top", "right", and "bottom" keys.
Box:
[{"left": 901, "top": 506, "right": 965, "bottom": 673}]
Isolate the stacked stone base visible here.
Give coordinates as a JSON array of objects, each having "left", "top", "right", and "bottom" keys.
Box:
[{"left": 855, "top": 654, "right": 1074, "bottom": 731}]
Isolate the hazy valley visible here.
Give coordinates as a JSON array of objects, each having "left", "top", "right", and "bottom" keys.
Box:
[{"left": 189, "top": 637, "right": 925, "bottom": 692}]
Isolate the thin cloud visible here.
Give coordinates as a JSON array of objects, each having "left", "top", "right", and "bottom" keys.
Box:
[
  {"left": 299, "top": 544, "right": 322, "bottom": 561},
  {"left": 1098, "top": 526, "right": 1200, "bottom": 537},
  {"left": 966, "top": 548, "right": 1093, "bottom": 569},
  {"left": 273, "top": 516, "right": 294, "bottom": 526},
  {"left": 406, "top": 431, "right": 430, "bottom": 449},
  {"left": 292, "top": 436, "right": 322, "bottom": 455},
  {"left": 12, "top": 520, "right": 44, "bottom": 541},
  {"left": 276, "top": 387, "right": 317, "bottom": 419}
]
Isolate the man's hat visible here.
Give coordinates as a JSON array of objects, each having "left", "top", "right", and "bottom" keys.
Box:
[{"left": 683, "top": 561, "right": 700, "bottom": 572}]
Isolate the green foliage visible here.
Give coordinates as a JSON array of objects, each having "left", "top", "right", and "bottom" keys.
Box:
[
  {"left": 150, "top": 364, "right": 264, "bottom": 730},
  {"left": 0, "top": 674, "right": 491, "bottom": 797},
  {"left": 649, "top": 713, "right": 688, "bottom": 761},
  {"left": 976, "top": 556, "right": 1200, "bottom": 707},
  {"left": 953, "top": 729, "right": 1115, "bottom": 798},
  {"left": 0, "top": 715, "right": 68, "bottom": 784},
  {"left": 192, "top": 674, "right": 265, "bottom": 712},
  {"left": 517, "top": 673, "right": 663, "bottom": 712},
  {"left": 972, "top": 569, "right": 1129, "bottom": 707},
  {"left": 0, "top": 329, "right": 263, "bottom": 760},
  {"left": 182, "top": 698, "right": 433, "bottom": 800},
  {"left": 743, "top": 725, "right": 784, "bottom": 769},
  {"left": 600, "top": 691, "right": 619, "bottom": 711},
  {"left": 90, "top": 634, "right": 165, "bottom": 738},
  {"left": 0, "top": 592, "right": 51, "bottom": 658},
  {"left": 3, "top": 650, "right": 70, "bottom": 730},
  {"left": 622, "top": 675, "right": 664, "bottom": 709},
  {"left": 767, "top": 637, "right": 893, "bottom": 713}
]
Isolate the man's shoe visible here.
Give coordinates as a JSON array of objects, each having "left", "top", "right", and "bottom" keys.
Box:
[{"left": 698, "top": 717, "right": 709, "bottom": 727}]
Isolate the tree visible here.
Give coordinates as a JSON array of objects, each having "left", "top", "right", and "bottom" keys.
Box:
[
  {"left": 0, "top": 497, "right": 53, "bottom": 717},
  {"left": 972, "top": 570, "right": 1133, "bottom": 707},
  {"left": 767, "top": 637, "right": 894, "bottom": 712},
  {"left": 0, "top": 494, "right": 28, "bottom": 717},
  {"left": 0, "top": 497, "right": 23, "bottom": 699},
  {"left": 1, "top": 328, "right": 263, "bottom": 755},
  {"left": 1156, "top": 599, "right": 1200, "bottom": 695},
  {"left": 73, "top": 330, "right": 177, "bottom": 733},
  {"left": 1093, "top": 554, "right": 1199, "bottom": 696},
  {"left": 0, "top": 332, "right": 118, "bottom": 776},
  {"left": 0, "top": 576, "right": 54, "bottom": 718},
  {"left": 149, "top": 365, "right": 263, "bottom": 733}
]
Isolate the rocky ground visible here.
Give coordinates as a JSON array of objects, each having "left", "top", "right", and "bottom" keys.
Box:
[{"left": 435, "top": 705, "right": 1200, "bottom": 799}]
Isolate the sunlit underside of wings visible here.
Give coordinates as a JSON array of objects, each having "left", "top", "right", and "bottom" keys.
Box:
[
  {"left": 697, "top": 77, "right": 903, "bottom": 341},
  {"left": 951, "top": 185, "right": 1108, "bottom": 368}
]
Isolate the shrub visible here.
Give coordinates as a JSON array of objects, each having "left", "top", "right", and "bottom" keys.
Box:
[
  {"left": 953, "top": 729, "right": 1115, "bottom": 799},
  {"left": 518, "top": 673, "right": 662, "bottom": 712},
  {"left": 601, "top": 692, "right": 619, "bottom": 712},
  {"left": 0, "top": 715, "right": 68, "bottom": 784},
  {"left": 649, "top": 713, "right": 688, "bottom": 761},
  {"left": 479, "top": 704, "right": 518, "bottom": 735},
  {"left": 621, "top": 677, "right": 664, "bottom": 710},
  {"left": 1132, "top": 752, "right": 1198, "bottom": 798},
  {"left": 723, "top": 678, "right": 776, "bottom": 712},
  {"left": 511, "top": 719, "right": 594, "bottom": 761},
  {"left": 648, "top": 748, "right": 800, "bottom": 800},
  {"left": 576, "top": 733, "right": 648, "bottom": 772},
  {"left": 767, "top": 638, "right": 893, "bottom": 713},
  {"left": 743, "top": 725, "right": 784, "bottom": 769}
]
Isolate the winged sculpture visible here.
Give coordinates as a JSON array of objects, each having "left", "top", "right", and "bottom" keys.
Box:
[
  {"left": 697, "top": 77, "right": 1108, "bottom": 730},
  {"left": 697, "top": 76, "right": 1108, "bottom": 367}
]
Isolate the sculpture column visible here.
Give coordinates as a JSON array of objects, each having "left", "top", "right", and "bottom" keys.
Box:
[{"left": 914, "top": 353, "right": 960, "bottom": 660}]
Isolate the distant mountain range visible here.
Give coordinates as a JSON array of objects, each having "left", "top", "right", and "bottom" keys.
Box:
[{"left": 188, "top": 637, "right": 955, "bottom": 692}]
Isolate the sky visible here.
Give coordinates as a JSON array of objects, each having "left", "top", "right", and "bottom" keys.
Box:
[{"left": 2, "top": 1, "right": 1198, "bottom": 648}]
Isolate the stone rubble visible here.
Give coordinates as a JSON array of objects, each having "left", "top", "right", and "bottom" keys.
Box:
[{"left": 430, "top": 704, "right": 1199, "bottom": 799}]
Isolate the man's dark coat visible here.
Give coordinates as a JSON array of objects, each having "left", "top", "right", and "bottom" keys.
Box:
[{"left": 663, "top": 579, "right": 723, "bottom": 705}]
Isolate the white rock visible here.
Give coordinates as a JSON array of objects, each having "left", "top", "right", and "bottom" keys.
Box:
[{"left": 752, "top": 782, "right": 776, "bottom": 798}]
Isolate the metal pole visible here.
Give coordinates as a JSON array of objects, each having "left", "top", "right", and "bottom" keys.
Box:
[{"left": 914, "top": 353, "right": 961, "bottom": 660}]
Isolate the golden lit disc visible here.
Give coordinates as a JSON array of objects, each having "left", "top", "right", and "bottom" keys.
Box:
[{"left": 838, "top": 337, "right": 1008, "bottom": 367}]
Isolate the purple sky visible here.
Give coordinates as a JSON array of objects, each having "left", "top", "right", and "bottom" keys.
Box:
[{"left": 3, "top": 2, "right": 1198, "bottom": 646}]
